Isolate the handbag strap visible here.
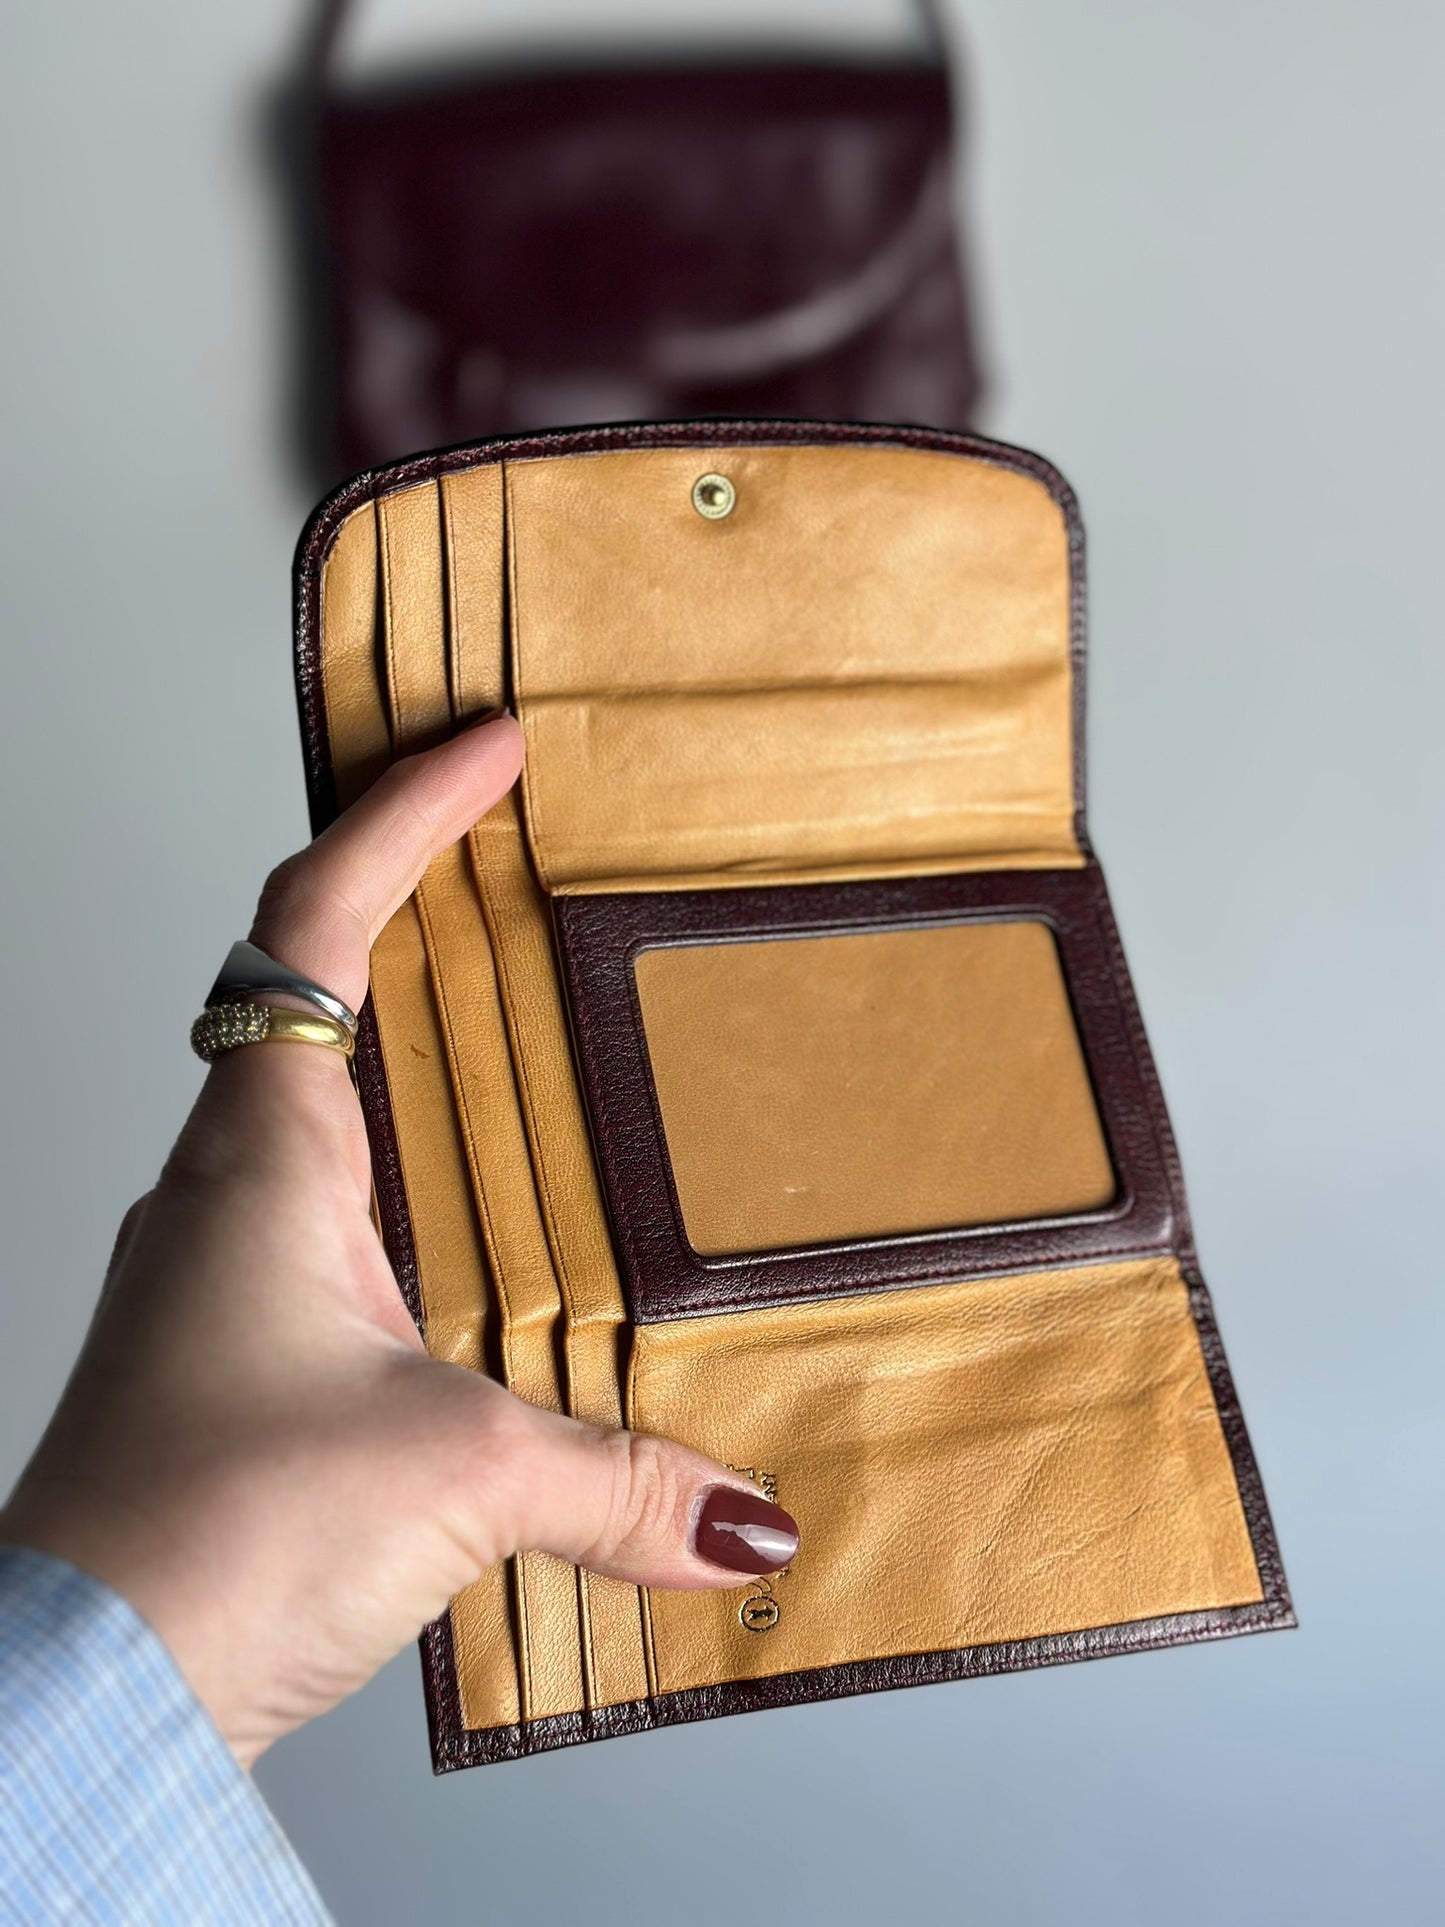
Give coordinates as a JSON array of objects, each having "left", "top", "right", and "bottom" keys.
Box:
[
  {"left": 913, "top": 0, "right": 950, "bottom": 64},
  {"left": 306, "top": 0, "right": 952, "bottom": 84},
  {"left": 301, "top": 0, "right": 348, "bottom": 88}
]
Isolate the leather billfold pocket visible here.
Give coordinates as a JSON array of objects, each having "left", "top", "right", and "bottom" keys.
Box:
[{"left": 293, "top": 422, "right": 1292, "bottom": 1770}]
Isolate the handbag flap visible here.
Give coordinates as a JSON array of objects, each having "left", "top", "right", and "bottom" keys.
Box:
[{"left": 320, "top": 65, "right": 952, "bottom": 360}]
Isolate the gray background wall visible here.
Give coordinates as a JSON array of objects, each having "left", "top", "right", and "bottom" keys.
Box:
[{"left": 2, "top": 2, "right": 1441, "bottom": 1921}]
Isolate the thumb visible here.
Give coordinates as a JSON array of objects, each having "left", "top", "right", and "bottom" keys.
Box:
[
  {"left": 477, "top": 1389, "right": 800, "bottom": 1591},
  {"left": 248, "top": 712, "right": 525, "bottom": 1016}
]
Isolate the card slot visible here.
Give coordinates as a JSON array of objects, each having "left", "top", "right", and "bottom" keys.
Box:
[
  {"left": 628, "top": 1256, "right": 1265, "bottom": 1697},
  {"left": 316, "top": 505, "right": 391, "bottom": 811},
  {"left": 367, "top": 903, "right": 519, "bottom": 1731},
  {"left": 440, "top": 466, "right": 507, "bottom": 719},
  {"left": 437, "top": 461, "right": 651, "bottom": 1712},
  {"left": 368, "top": 906, "right": 491, "bottom": 1372},
  {"left": 413, "top": 842, "right": 586, "bottom": 1725},
  {"left": 374, "top": 485, "right": 586, "bottom": 1729},
  {"left": 319, "top": 502, "right": 522, "bottom": 1733},
  {"left": 469, "top": 801, "right": 632, "bottom": 1401},
  {"left": 463, "top": 759, "right": 650, "bottom": 1708},
  {"left": 395, "top": 463, "right": 649, "bottom": 1720},
  {"left": 377, "top": 482, "right": 453, "bottom": 751}
]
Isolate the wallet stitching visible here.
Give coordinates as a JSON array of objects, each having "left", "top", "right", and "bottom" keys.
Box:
[
  {"left": 1184, "top": 1271, "right": 1293, "bottom": 1619},
  {"left": 424, "top": 1597, "right": 1295, "bottom": 1769},
  {"left": 1093, "top": 878, "right": 1197, "bottom": 1258},
  {"left": 566, "top": 944, "right": 659, "bottom": 1312},
  {"left": 650, "top": 1238, "right": 1185, "bottom": 1320},
  {"left": 302, "top": 423, "right": 1083, "bottom": 578}
]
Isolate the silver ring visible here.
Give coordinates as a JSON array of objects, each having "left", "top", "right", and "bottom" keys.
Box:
[{"left": 207, "top": 940, "right": 358, "bottom": 1035}]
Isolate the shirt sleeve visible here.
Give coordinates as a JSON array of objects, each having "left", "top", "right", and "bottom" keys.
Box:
[{"left": 0, "top": 1545, "right": 331, "bottom": 1925}]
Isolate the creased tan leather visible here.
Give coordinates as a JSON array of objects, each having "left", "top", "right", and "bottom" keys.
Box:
[
  {"left": 505, "top": 445, "right": 1080, "bottom": 892},
  {"left": 629, "top": 1256, "right": 1263, "bottom": 1695},
  {"left": 317, "top": 506, "right": 389, "bottom": 809},
  {"left": 369, "top": 903, "right": 487, "bottom": 1372},
  {"left": 378, "top": 483, "right": 451, "bottom": 750},
  {"left": 441, "top": 466, "right": 507, "bottom": 716},
  {"left": 635, "top": 919, "right": 1115, "bottom": 1255}
]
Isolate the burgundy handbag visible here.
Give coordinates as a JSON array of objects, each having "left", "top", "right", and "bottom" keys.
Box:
[{"left": 304, "top": 1, "right": 983, "bottom": 476}]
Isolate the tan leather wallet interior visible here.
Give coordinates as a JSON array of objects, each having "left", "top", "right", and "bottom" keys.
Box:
[{"left": 294, "top": 422, "right": 1292, "bottom": 1770}]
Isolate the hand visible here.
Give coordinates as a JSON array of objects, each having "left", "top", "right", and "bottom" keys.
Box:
[{"left": 0, "top": 717, "right": 799, "bottom": 1768}]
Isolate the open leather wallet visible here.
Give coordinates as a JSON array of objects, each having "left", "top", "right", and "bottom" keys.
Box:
[{"left": 293, "top": 421, "right": 1293, "bottom": 1771}]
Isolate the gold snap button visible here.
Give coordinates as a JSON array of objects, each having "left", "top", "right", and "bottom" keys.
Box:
[
  {"left": 739, "top": 1595, "right": 780, "bottom": 1633},
  {"left": 691, "top": 473, "right": 736, "bottom": 520}
]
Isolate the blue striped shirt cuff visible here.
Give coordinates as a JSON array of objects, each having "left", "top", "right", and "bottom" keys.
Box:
[{"left": 0, "top": 1545, "right": 329, "bottom": 1924}]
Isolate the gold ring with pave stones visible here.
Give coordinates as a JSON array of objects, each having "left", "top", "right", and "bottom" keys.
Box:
[{"left": 189, "top": 1000, "right": 356, "bottom": 1065}]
